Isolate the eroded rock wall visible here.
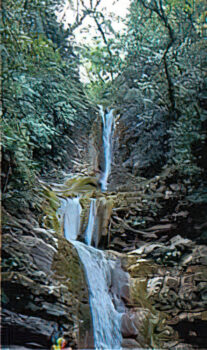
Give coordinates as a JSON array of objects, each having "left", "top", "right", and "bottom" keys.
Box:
[
  {"left": 2, "top": 210, "right": 93, "bottom": 349},
  {"left": 121, "top": 249, "right": 207, "bottom": 349},
  {"left": 105, "top": 168, "right": 207, "bottom": 349}
]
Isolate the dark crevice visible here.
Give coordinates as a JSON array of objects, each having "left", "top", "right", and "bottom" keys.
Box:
[{"left": 172, "top": 320, "right": 207, "bottom": 348}]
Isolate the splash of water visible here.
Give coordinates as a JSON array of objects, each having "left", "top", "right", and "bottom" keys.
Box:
[
  {"left": 73, "top": 241, "right": 123, "bottom": 349},
  {"left": 57, "top": 197, "right": 82, "bottom": 240},
  {"left": 85, "top": 199, "right": 96, "bottom": 246},
  {"left": 99, "top": 106, "right": 114, "bottom": 192}
]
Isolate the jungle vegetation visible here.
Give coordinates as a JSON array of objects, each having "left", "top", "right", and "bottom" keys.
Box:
[{"left": 2, "top": 0, "right": 207, "bottom": 210}]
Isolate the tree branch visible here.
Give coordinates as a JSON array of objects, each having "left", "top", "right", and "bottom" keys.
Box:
[
  {"left": 140, "top": 0, "right": 177, "bottom": 117},
  {"left": 93, "top": 12, "right": 115, "bottom": 80}
]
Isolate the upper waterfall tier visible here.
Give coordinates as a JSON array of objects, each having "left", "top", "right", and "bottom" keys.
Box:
[{"left": 99, "top": 106, "right": 114, "bottom": 192}]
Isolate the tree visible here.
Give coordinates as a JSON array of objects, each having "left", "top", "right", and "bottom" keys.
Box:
[
  {"left": 1, "top": 0, "right": 93, "bottom": 208},
  {"left": 120, "top": 0, "right": 207, "bottom": 175}
]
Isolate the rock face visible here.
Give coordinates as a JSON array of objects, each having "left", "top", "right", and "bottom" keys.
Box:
[
  {"left": 2, "top": 105, "right": 207, "bottom": 350},
  {"left": 2, "top": 211, "right": 92, "bottom": 349},
  {"left": 105, "top": 168, "right": 207, "bottom": 349},
  {"left": 86, "top": 102, "right": 168, "bottom": 191},
  {"left": 121, "top": 249, "right": 207, "bottom": 349}
]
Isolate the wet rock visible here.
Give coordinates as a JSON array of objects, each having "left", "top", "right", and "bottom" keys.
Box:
[
  {"left": 121, "top": 314, "right": 139, "bottom": 337},
  {"left": 110, "top": 106, "right": 168, "bottom": 182},
  {"left": 111, "top": 263, "right": 130, "bottom": 303},
  {"left": 172, "top": 344, "right": 196, "bottom": 350},
  {"left": 121, "top": 307, "right": 159, "bottom": 348},
  {"left": 127, "top": 259, "right": 156, "bottom": 278},
  {"left": 121, "top": 338, "right": 141, "bottom": 349},
  {"left": 165, "top": 275, "right": 180, "bottom": 290}
]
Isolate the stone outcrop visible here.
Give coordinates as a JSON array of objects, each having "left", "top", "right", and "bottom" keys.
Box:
[
  {"left": 121, "top": 248, "right": 207, "bottom": 349},
  {"left": 2, "top": 210, "right": 92, "bottom": 349},
  {"left": 104, "top": 168, "right": 207, "bottom": 349}
]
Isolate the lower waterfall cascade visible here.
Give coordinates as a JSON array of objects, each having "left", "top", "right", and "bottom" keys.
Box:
[{"left": 59, "top": 197, "right": 126, "bottom": 349}]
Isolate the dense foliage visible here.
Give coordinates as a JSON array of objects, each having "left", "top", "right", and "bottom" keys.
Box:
[
  {"left": 79, "top": 0, "right": 207, "bottom": 178},
  {"left": 2, "top": 0, "right": 207, "bottom": 210},
  {"left": 123, "top": 0, "right": 207, "bottom": 176},
  {"left": 2, "top": 0, "right": 93, "bottom": 208}
]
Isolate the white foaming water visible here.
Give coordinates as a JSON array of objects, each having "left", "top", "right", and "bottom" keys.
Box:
[
  {"left": 59, "top": 197, "right": 123, "bottom": 349},
  {"left": 85, "top": 199, "right": 96, "bottom": 246},
  {"left": 73, "top": 241, "right": 123, "bottom": 349},
  {"left": 99, "top": 106, "right": 114, "bottom": 192},
  {"left": 57, "top": 197, "right": 82, "bottom": 240}
]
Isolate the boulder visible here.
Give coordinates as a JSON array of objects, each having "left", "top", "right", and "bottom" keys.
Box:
[{"left": 121, "top": 338, "right": 142, "bottom": 349}]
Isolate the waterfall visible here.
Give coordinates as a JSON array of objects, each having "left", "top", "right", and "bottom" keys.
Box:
[
  {"left": 57, "top": 197, "right": 82, "bottom": 241},
  {"left": 59, "top": 197, "right": 123, "bottom": 349},
  {"left": 99, "top": 106, "right": 114, "bottom": 192},
  {"left": 73, "top": 241, "right": 123, "bottom": 349},
  {"left": 85, "top": 199, "right": 96, "bottom": 246}
]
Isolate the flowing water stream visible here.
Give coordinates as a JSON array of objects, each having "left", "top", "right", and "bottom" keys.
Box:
[
  {"left": 99, "top": 106, "right": 115, "bottom": 192},
  {"left": 72, "top": 240, "right": 123, "bottom": 349},
  {"left": 58, "top": 197, "right": 82, "bottom": 241},
  {"left": 59, "top": 197, "right": 124, "bottom": 349},
  {"left": 57, "top": 108, "right": 125, "bottom": 349},
  {"left": 85, "top": 199, "right": 96, "bottom": 246}
]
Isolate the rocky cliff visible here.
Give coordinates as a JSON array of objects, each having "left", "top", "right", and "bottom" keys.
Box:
[
  {"left": 2, "top": 103, "right": 207, "bottom": 349},
  {"left": 2, "top": 208, "right": 93, "bottom": 349},
  {"left": 84, "top": 108, "right": 207, "bottom": 348}
]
